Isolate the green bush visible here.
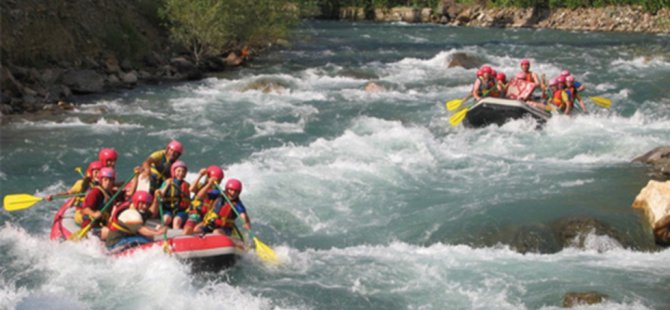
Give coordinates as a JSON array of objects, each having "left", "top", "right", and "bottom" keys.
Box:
[{"left": 160, "top": 0, "right": 298, "bottom": 64}]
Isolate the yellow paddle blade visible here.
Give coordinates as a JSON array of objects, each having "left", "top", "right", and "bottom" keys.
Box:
[
  {"left": 445, "top": 99, "right": 463, "bottom": 111},
  {"left": 162, "top": 241, "right": 172, "bottom": 255},
  {"left": 448, "top": 107, "right": 469, "bottom": 127},
  {"left": 589, "top": 96, "right": 612, "bottom": 108},
  {"left": 3, "top": 194, "right": 43, "bottom": 212},
  {"left": 254, "top": 237, "right": 279, "bottom": 265},
  {"left": 69, "top": 223, "right": 93, "bottom": 241}
]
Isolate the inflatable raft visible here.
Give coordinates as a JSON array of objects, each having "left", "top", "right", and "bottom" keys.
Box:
[
  {"left": 463, "top": 97, "right": 551, "bottom": 128},
  {"left": 50, "top": 199, "right": 246, "bottom": 270}
]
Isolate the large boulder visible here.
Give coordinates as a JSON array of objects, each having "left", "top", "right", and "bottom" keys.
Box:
[
  {"left": 632, "top": 180, "right": 670, "bottom": 245},
  {"left": 633, "top": 146, "right": 670, "bottom": 180},
  {"left": 562, "top": 291, "right": 608, "bottom": 307},
  {"left": 61, "top": 69, "right": 105, "bottom": 94},
  {"left": 447, "top": 52, "right": 482, "bottom": 69}
]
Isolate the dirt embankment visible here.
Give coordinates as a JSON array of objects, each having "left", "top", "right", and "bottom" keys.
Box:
[
  {"left": 340, "top": 2, "right": 670, "bottom": 33},
  {"left": 0, "top": 0, "right": 247, "bottom": 116}
]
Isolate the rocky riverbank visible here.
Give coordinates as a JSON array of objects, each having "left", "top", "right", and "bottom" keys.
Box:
[
  {"left": 0, "top": 0, "right": 252, "bottom": 117},
  {"left": 340, "top": 2, "right": 670, "bottom": 33}
]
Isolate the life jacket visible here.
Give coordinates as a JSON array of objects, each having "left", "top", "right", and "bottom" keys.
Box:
[
  {"left": 565, "top": 86, "right": 578, "bottom": 101},
  {"left": 162, "top": 179, "right": 191, "bottom": 210},
  {"left": 108, "top": 202, "right": 150, "bottom": 233},
  {"left": 78, "top": 185, "right": 112, "bottom": 211},
  {"left": 70, "top": 178, "right": 93, "bottom": 206},
  {"left": 150, "top": 152, "right": 173, "bottom": 180},
  {"left": 552, "top": 89, "right": 566, "bottom": 108},
  {"left": 203, "top": 197, "right": 239, "bottom": 228},
  {"left": 524, "top": 71, "right": 534, "bottom": 83},
  {"left": 108, "top": 201, "right": 133, "bottom": 234},
  {"left": 477, "top": 77, "right": 496, "bottom": 97}
]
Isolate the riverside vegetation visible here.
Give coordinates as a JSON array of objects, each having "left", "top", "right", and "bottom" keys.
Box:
[{"left": 1, "top": 0, "right": 668, "bottom": 115}]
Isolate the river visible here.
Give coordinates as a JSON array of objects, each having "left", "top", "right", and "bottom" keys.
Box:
[{"left": 1, "top": 20, "right": 669, "bottom": 309}]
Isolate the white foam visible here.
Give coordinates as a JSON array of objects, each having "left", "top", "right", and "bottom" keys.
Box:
[
  {"left": 10, "top": 117, "right": 143, "bottom": 131},
  {"left": 0, "top": 224, "right": 272, "bottom": 309}
]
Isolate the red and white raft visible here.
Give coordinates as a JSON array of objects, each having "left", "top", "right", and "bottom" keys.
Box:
[{"left": 50, "top": 199, "right": 246, "bottom": 270}]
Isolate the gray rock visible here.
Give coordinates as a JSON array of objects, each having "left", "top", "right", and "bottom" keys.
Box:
[
  {"left": 170, "top": 57, "right": 195, "bottom": 71},
  {"left": 62, "top": 69, "right": 105, "bottom": 94},
  {"left": 634, "top": 146, "right": 670, "bottom": 180},
  {"left": 120, "top": 71, "right": 138, "bottom": 85},
  {"left": 447, "top": 52, "right": 482, "bottom": 69}
]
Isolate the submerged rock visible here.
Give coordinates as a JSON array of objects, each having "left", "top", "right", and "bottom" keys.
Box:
[
  {"left": 511, "top": 224, "right": 561, "bottom": 254},
  {"left": 364, "top": 81, "right": 385, "bottom": 93},
  {"left": 447, "top": 52, "right": 482, "bottom": 69},
  {"left": 551, "top": 218, "right": 625, "bottom": 251},
  {"left": 562, "top": 291, "right": 608, "bottom": 307},
  {"left": 241, "top": 78, "right": 288, "bottom": 94}
]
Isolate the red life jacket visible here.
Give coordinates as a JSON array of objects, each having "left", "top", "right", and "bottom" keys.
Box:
[
  {"left": 108, "top": 201, "right": 133, "bottom": 233},
  {"left": 524, "top": 71, "right": 534, "bottom": 83},
  {"left": 552, "top": 89, "right": 566, "bottom": 108}
]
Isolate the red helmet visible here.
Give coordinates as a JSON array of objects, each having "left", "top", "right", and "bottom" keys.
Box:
[
  {"left": 99, "top": 167, "right": 116, "bottom": 180},
  {"left": 132, "top": 190, "right": 153, "bottom": 205},
  {"left": 86, "top": 160, "right": 103, "bottom": 177},
  {"left": 167, "top": 140, "right": 184, "bottom": 154},
  {"left": 481, "top": 65, "right": 492, "bottom": 74},
  {"left": 561, "top": 70, "right": 570, "bottom": 77},
  {"left": 225, "top": 179, "right": 243, "bottom": 193},
  {"left": 521, "top": 59, "right": 530, "bottom": 66},
  {"left": 566, "top": 75, "right": 575, "bottom": 82},
  {"left": 516, "top": 72, "right": 527, "bottom": 80},
  {"left": 549, "top": 78, "right": 558, "bottom": 86},
  {"left": 491, "top": 69, "right": 497, "bottom": 77},
  {"left": 496, "top": 72, "right": 506, "bottom": 82},
  {"left": 98, "top": 148, "right": 118, "bottom": 165},
  {"left": 476, "top": 69, "right": 483, "bottom": 77},
  {"left": 171, "top": 160, "right": 188, "bottom": 177},
  {"left": 207, "top": 165, "right": 224, "bottom": 181},
  {"left": 557, "top": 76, "right": 566, "bottom": 83}
]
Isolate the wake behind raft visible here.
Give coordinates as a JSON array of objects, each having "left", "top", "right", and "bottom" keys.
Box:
[{"left": 50, "top": 198, "right": 246, "bottom": 270}]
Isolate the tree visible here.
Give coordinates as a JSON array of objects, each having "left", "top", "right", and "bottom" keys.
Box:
[{"left": 160, "top": 0, "right": 299, "bottom": 65}]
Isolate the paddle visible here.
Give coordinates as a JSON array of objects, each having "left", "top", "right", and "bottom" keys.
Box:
[
  {"left": 449, "top": 106, "right": 470, "bottom": 127},
  {"left": 446, "top": 95, "right": 472, "bottom": 111},
  {"left": 3, "top": 192, "right": 85, "bottom": 212},
  {"left": 75, "top": 167, "right": 85, "bottom": 178},
  {"left": 69, "top": 173, "right": 137, "bottom": 241},
  {"left": 156, "top": 196, "right": 172, "bottom": 254},
  {"left": 589, "top": 96, "right": 612, "bottom": 109},
  {"left": 446, "top": 99, "right": 463, "bottom": 111},
  {"left": 214, "top": 183, "right": 279, "bottom": 265}
]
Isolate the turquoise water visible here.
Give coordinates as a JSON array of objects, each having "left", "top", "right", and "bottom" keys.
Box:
[{"left": 1, "top": 21, "right": 670, "bottom": 309}]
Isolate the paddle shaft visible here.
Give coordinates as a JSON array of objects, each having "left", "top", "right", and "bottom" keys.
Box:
[{"left": 156, "top": 196, "right": 172, "bottom": 253}]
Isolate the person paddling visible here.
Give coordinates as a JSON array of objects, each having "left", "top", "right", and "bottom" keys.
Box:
[
  {"left": 196, "top": 178, "right": 250, "bottom": 236},
  {"left": 76, "top": 167, "right": 122, "bottom": 230},
  {"left": 550, "top": 76, "right": 571, "bottom": 114},
  {"left": 154, "top": 160, "right": 192, "bottom": 229},
  {"left": 495, "top": 72, "right": 508, "bottom": 98},
  {"left": 183, "top": 165, "right": 225, "bottom": 235},
  {"left": 565, "top": 75, "right": 588, "bottom": 113},
  {"left": 519, "top": 59, "right": 542, "bottom": 86},
  {"left": 46, "top": 160, "right": 103, "bottom": 208},
  {"left": 472, "top": 65, "right": 497, "bottom": 101},
  {"left": 139, "top": 140, "right": 184, "bottom": 194},
  {"left": 104, "top": 190, "right": 168, "bottom": 251}
]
